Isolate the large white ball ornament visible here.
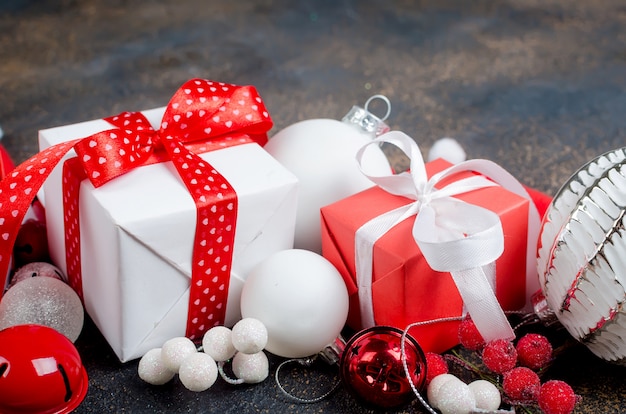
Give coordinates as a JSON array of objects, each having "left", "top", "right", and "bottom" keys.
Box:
[
  {"left": 264, "top": 97, "right": 392, "bottom": 253},
  {"left": 240, "top": 249, "right": 349, "bottom": 358},
  {"left": 0, "top": 276, "right": 84, "bottom": 342}
]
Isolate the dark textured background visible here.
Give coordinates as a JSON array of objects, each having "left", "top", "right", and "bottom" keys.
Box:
[{"left": 1, "top": 1, "right": 626, "bottom": 412}]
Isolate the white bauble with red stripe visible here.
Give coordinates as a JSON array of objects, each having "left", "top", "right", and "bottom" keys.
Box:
[{"left": 537, "top": 147, "right": 626, "bottom": 364}]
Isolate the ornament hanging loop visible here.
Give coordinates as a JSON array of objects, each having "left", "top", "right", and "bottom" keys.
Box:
[
  {"left": 342, "top": 94, "right": 391, "bottom": 136},
  {"left": 274, "top": 356, "right": 341, "bottom": 404},
  {"left": 364, "top": 94, "right": 392, "bottom": 122}
]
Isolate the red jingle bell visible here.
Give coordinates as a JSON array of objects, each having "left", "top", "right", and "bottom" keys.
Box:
[
  {"left": 0, "top": 324, "right": 88, "bottom": 413},
  {"left": 13, "top": 219, "right": 50, "bottom": 267},
  {"left": 340, "top": 326, "right": 427, "bottom": 409}
]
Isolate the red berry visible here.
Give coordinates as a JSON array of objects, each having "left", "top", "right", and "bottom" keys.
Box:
[
  {"left": 502, "top": 367, "right": 540, "bottom": 402},
  {"left": 458, "top": 316, "right": 485, "bottom": 351},
  {"left": 425, "top": 353, "right": 448, "bottom": 385},
  {"left": 516, "top": 333, "right": 552, "bottom": 370},
  {"left": 538, "top": 380, "right": 577, "bottom": 414},
  {"left": 482, "top": 339, "right": 517, "bottom": 374}
]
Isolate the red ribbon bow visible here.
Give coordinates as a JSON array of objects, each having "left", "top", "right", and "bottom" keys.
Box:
[{"left": 0, "top": 79, "right": 272, "bottom": 340}]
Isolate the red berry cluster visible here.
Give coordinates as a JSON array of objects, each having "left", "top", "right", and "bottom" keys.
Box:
[{"left": 450, "top": 316, "right": 578, "bottom": 414}]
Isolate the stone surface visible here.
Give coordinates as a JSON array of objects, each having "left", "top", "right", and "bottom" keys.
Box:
[{"left": 1, "top": 0, "right": 625, "bottom": 412}]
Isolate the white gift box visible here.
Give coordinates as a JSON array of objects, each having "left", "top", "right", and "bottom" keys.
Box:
[{"left": 38, "top": 108, "right": 298, "bottom": 362}]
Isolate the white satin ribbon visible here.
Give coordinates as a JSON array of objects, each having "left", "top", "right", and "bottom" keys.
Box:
[{"left": 354, "top": 131, "right": 541, "bottom": 343}]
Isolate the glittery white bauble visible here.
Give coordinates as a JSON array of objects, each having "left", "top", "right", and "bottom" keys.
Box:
[
  {"left": 427, "top": 374, "right": 463, "bottom": 409},
  {"left": 231, "top": 318, "right": 268, "bottom": 354},
  {"left": 0, "top": 276, "right": 84, "bottom": 342},
  {"left": 202, "top": 326, "right": 236, "bottom": 362},
  {"left": 232, "top": 351, "right": 269, "bottom": 384},
  {"left": 161, "top": 337, "right": 197, "bottom": 373},
  {"left": 430, "top": 376, "right": 476, "bottom": 414},
  {"left": 178, "top": 352, "right": 218, "bottom": 392},
  {"left": 265, "top": 119, "right": 391, "bottom": 253},
  {"left": 468, "top": 379, "right": 501, "bottom": 411},
  {"left": 427, "top": 137, "right": 467, "bottom": 164},
  {"left": 138, "top": 348, "right": 175, "bottom": 385},
  {"left": 240, "top": 249, "right": 349, "bottom": 358},
  {"left": 537, "top": 147, "right": 626, "bottom": 364}
]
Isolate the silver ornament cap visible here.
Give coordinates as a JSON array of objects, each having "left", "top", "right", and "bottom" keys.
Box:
[{"left": 341, "top": 94, "right": 391, "bottom": 137}]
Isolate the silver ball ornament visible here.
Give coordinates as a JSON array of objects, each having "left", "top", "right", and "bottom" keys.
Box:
[{"left": 0, "top": 276, "right": 83, "bottom": 342}]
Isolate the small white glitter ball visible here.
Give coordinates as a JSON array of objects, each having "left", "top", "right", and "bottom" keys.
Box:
[
  {"left": 178, "top": 352, "right": 218, "bottom": 392},
  {"left": 138, "top": 348, "right": 175, "bottom": 385},
  {"left": 427, "top": 374, "right": 461, "bottom": 407},
  {"left": 0, "top": 276, "right": 84, "bottom": 342},
  {"left": 431, "top": 377, "right": 476, "bottom": 414},
  {"left": 468, "top": 379, "right": 501, "bottom": 410},
  {"left": 161, "top": 337, "right": 197, "bottom": 373},
  {"left": 231, "top": 318, "right": 268, "bottom": 354},
  {"left": 202, "top": 326, "right": 236, "bottom": 362},
  {"left": 231, "top": 351, "right": 269, "bottom": 384},
  {"left": 427, "top": 137, "right": 467, "bottom": 164}
]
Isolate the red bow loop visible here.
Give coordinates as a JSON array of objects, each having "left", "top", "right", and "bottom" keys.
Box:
[
  {"left": 73, "top": 116, "right": 157, "bottom": 188},
  {"left": 74, "top": 79, "right": 273, "bottom": 188},
  {"left": 160, "top": 79, "right": 272, "bottom": 145}
]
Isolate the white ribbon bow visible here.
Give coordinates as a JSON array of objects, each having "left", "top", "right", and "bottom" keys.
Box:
[{"left": 354, "top": 131, "right": 541, "bottom": 343}]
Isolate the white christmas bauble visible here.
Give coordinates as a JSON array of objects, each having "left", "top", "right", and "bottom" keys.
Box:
[
  {"left": 232, "top": 351, "right": 269, "bottom": 384},
  {"left": 430, "top": 376, "right": 476, "bottom": 414},
  {"left": 427, "top": 137, "right": 467, "bottom": 164},
  {"left": 202, "top": 326, "right": 236, "bottom": 362},
  {"left": 537, "top": 147, "right": 626, "bottom": 364},
  {"left": 138, "top": 348, "right": 175, "bottom": 385},
  {"left": 265, "top": 118, "right": 391, "bottom": 253},
  {"left": 161, "top": 337, "right": 197, "bottom": 373},
  {"left": 231, "top": 317, "right": 268, "bottom": 354},
  {"left": 178, "top": 352, "right": 218, "bottom": 392},
  {"left": 468, "top": 379, "right": 501, "bottom": 410},
  {"left": 427, "top": 374, "right": 463, "bottom": 409},
  {"left": 0, "top": 276, "right": 84, "bottom": 342},
  {"left": 240, "top": 249, "right": 349, "bottom": 358}
]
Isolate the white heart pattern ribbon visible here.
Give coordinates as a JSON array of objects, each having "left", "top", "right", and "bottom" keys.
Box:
[{"left": 355, "top": 131, "right": 541, "bottom": 343}]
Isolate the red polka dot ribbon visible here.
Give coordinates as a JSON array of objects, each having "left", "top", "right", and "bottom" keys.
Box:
[{"left": 0, "top": 79, "right": 273, "bottom": 340}]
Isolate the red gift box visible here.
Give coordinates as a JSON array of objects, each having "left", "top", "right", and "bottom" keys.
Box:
[{"left": 321, "top": 135, "right": 549, "bottom": 354}]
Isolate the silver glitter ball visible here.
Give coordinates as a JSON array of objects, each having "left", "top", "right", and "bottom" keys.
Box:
[
  {"left": 0, "top": 276, "right": 84, "bottom": 342},
  {"left": 537, "top": 147, "right": 626, "bottom": 364}
]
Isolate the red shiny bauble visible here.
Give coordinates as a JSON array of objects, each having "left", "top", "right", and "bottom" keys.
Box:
[
  {"left": 13, "top": 219, "right": 50, "bottom": 266},
  {"left": 0, "top": 324, "right": 88, "bottom": 414},
  {"left": 340, "top": 326, "right": 427, "bottom": 409}
]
